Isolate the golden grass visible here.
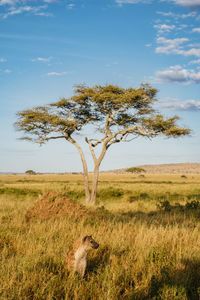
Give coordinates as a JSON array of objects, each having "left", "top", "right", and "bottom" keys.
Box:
[{"left": 1, "top": 173, "right": 200, "bottom": 299}]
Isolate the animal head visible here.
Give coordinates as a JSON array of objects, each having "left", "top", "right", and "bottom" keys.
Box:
[{"left": 82, "top": 235, "right": 99, "bottom": 250}]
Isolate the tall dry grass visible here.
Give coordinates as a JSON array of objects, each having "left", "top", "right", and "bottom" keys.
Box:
[{"left": 1, "top": 174, "right": 200, "bottom": 299}]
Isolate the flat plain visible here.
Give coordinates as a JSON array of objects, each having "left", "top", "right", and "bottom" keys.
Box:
[{"left": 1, "top": 172, "right": 200, "bottom": 299}]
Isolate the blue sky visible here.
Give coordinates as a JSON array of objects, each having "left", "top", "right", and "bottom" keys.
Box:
[{"left": 0, "top": 0, "right": 200, "bottom": 173}]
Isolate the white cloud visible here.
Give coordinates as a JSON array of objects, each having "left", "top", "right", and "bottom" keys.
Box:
[
  {"left": 156, "top": 37, "right": 188, "bottom": 54},
  {"left": 188, "top": 43, "right": 200, "bottom": 47},
  {"left": 0, "top": 68, "right": 12, "bottom": 73},
  {"left": 173, "top": 0, "right": 200, "bottom": 8},
  {"left": 181, "top": 12, "right": 198, "bottom": 18},
  {"left": 157, "top": 11, "right": 175, "bottom": 17},
  {"left": 0, "top": 58, "right": 7, "bottom": 62},
  {"left": 32, "top": 56, "right": 52, "bottom": 63},
  {"left": 156, "top": 37, "right": 200, "bottom": 57},
  {"left": 105, "top": 61, "right": 119, "bottom": 67},
  {"left": 189, "top": 58, "right": 200, "bottom": 64},
  {"left": 1, "top": 4, "right": 52, "bottom": 18},
  {"left": 115, "top": 0, "right": 151, "bottom": 5},
  {"left": 181, "top": 48, "right": 200, "bottom": 57},
  {"left": 33, "top": 11, "right": 52, "bottom": 17},
  {"left": 156, "top": 11, "right": 197, "bottom": 19},
  {"left": 0, "top": 0, "right": 17, "bottom": 5},
  {"left": 0, "top": 0, "right": 56, "bottom": 4},
  {"left": 43, "top": 0, "right": 58, "bottom": 2},
  {"left": 192, "top": 28, "right": 200, "bottom": 33},
  {"left": 154, "top": 24, "right": 175, "bottom": 34},
  {"left": 47, "top": 71, "right": 68, "bottom": 76},
  {"left": 155, "top": 65, "right": 200, "bottom": 84},
  {"left": 116, "top": 0, "right": 200, "bottom": 6},
  {"left": 0, "top": 1, "right": 54, "bottom": 18},
  {"left": 67, "top": 3, "right": 75, "bottom": 9},
  {"left": 160, "top": 98, "right": 200, "bottom": 111},
  {"left": 4, "top": 68, "right": 12, "bottom": 73}
]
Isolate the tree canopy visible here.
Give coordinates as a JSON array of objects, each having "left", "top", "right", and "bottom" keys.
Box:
[
  {"left": 126, "top": 167, "right": 146, "bottom": 174},
  {"left": 25, "top": 170, "right": 37, "bottom": 175},
  {"left": 15, "top": 84, "right": 191, "bottom": 203}
]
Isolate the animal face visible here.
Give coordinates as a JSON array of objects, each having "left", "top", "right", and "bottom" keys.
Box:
[{"left": 82, "top": 235, "right": 99, "bottom": 250}]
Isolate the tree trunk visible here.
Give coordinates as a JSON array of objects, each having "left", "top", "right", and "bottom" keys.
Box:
[
  {"left": 90, "top": 165, "right": 99, "bottom": 204},
  {"left": 88, "top": 142, "right": 108, "bottom": 204},
  {"left": 78, "top": 150, "right": 90, "bottom": 203},
  {"left": 82, "top": 165, "right": 90, "bottom": 203},
  {"left": 66, "top": 136, "right": 90, "bottom": 203}
]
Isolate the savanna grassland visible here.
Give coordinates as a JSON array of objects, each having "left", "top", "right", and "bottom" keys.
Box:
[{"left": 1, "top": 173, "right": 200, "bottom": 299}]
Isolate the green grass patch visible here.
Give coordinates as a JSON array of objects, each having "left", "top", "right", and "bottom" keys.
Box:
[
  {"left": 97, "top": 187, "right": 125, "bottom": 201},
  {"left": 0, "top": 187, "right": 40, "bottom": 198}
]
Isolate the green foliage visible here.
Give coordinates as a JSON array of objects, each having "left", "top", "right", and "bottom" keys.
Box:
[
  {"left": 187, "top": 194, "right": 200, "bottom": 201},
  {"left": 147, "top": 245, "right": 175, "bottom": 269},
  {"left": 185, "top": 200, "right": 200, "bottom": 210},
  {"left": 126, "top": 167, "right": 146, "bottom": 174},
  {"left": 142, "top": 114, "right": 191, "bottom": 138},
  {"left": 157, "top": 199, "right": 200, "bottom": 212},
  {"left": 15, "top": 84, "right": 190, "bottom": 145},
  {"left": 97, "top": 187, "right": 124, "bottom": 200},
  {"left": 25, "top": 170, "right": 37, "bottom": 175},
  {"left": 157, "top": 200, "right": 172, "bottom": 211},
  {"left": 0, "top": 186, "right": 40, "bottom": 198},
  {"left": 64, "top": 188, "right": 86, "bottom": 201}
]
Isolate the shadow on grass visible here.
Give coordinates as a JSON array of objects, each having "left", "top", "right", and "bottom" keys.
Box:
[
  {"left": 83, "top": 202, "right": 200, "bottom": 228},
  {"left": 78, "top": 247, "right": 200, "bottom": 299},
  {"left": 85, "top": 246, "right": 112, "bottom": 277},
  {"left": 139, "top": 258, "right": 200, "bottom": 300},
  {"left": 23, "top": 189, "right": 200, "bottom": 228}
]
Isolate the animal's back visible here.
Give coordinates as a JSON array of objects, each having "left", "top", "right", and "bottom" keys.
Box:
[{"left": 66, "top": 238, "right": 82, "bottom": 270}]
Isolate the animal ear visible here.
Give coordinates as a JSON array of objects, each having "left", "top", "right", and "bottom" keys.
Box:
[{"left": 82, "top": 236, "right": 88, "bottom": 242}]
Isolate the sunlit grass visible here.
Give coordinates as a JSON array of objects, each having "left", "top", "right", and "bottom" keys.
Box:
[{"left": 1, "top": 173, "right": 200, "bottom": 299}]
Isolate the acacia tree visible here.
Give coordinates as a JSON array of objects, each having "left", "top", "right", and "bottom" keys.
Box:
[
  {"left": 15, "top": 84, "right": 190, "bottom": 204},
  {"left": 126, "top": 167, "right": 146, "bottom": 174}
]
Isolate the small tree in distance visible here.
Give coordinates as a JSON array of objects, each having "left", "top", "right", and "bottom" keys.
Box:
[
  {"left": 25, "top": 170, "right": 37, "bottom": 175},
  {"left": 126, "top": 167, "right": 146, "bottom": 174},
  {"left": 15, "top": 84, "right": 190, "bottom": 204}
]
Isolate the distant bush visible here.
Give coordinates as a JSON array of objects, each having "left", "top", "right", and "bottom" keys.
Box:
[
  {"left": 157, "top": 200, "right": 172, "bottom": 212},
  {"left": 185, "top": 200, "right": 200, "bottom": 210},
  {"left": 126, "top": 167, "right": 146, "bottom": 174},
  {"left": 25, "top": 170, "right": 37, "bottom": 175},
  {"left": 128, "top": 192, "right": 150, "bottom": 203},
  {"left": 138, "top": 174, "right": 145, "bottom": 178},
  {"left": 157, "top": 199, "right": 200, "bottom": 212}
]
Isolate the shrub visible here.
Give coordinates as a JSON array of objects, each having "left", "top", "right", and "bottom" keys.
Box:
[
  {"left": 157, "top": 200, "right": 172, "bottom": 212},
  {"left": 25, "top": 170, "right": 37, "bottom": 175},
  {"left": 185, "top": 200, "right": 200, "bottom": 210},
  {"left": 126, "top": 167, "right": 146, "bottom": 174}
]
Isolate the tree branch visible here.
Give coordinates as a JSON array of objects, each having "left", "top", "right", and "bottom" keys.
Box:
[
  {"left": 43, "top": 135, "right": 66, "bottom": 141},
  {"left": 85, "top": 138, "right": 97, "bottom": 163}
]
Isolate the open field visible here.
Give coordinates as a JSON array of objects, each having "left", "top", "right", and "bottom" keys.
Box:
[
  {"left": 1, "top": 173, "right": 200, "bottom": 299},
  {"left": 112, "top": 163, "right": 200, "bottom": 174}
]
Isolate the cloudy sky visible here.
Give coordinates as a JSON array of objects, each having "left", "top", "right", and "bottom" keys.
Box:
[{"left": 0, "top": 0, "right": 200, "bottom": 173}]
